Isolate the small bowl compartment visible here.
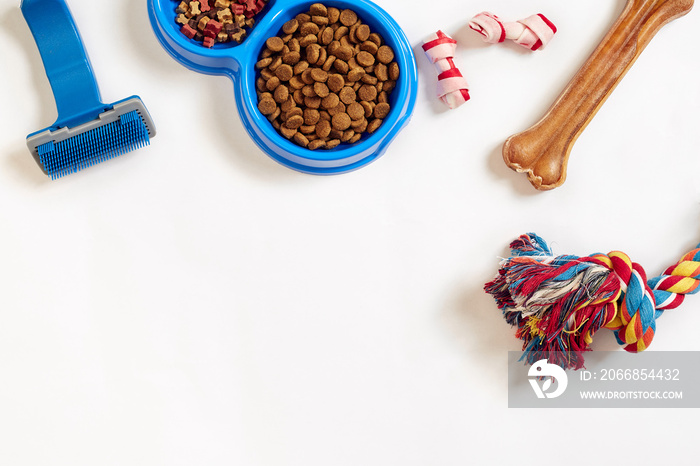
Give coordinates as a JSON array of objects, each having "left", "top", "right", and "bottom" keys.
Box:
[{"left": 163, "top": 0, "right": 278, "bottom": 49}]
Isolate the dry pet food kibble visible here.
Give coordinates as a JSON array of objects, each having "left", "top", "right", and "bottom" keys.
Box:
[
  {"left": 256, "top": 3, "right": 400, "bottom": 150},
  {"left": 173, "top": 0, "right": 269, "bottom": 47}
]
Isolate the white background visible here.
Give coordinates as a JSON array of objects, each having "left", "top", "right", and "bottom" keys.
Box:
[{"left": 1, "top": 0, "right": 699, "bottom": 464}]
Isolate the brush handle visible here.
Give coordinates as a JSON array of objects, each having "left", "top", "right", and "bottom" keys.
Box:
[
  {"left": 21, "top": 0, "right": 105, "bottom": 129},
  {"left": 502, "top": 0, "right": 694, "bottom": 190}
]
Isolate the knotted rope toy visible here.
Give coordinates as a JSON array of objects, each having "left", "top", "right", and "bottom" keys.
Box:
[
  {"left": 421, "top": 31, "right": 470, "bottom": 109},
  {"left": 484, "top": 233, "right": 700, "bottom": 369},
  {"left": 468, "top": 12, "right": 557, "bottom": 51}
]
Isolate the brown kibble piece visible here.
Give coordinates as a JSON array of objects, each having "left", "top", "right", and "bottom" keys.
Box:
[
  {"left": 373, "top": 102, "right": 390, "bottom": 119},
  {"left": 312, "top": 15, "right": 329, "bottom": 26},
  {"left": 347, "top": 67, "right": 365, "bottom": 82},
  {"left": 328, "top": 101, "right": 346, "bottom": 116},
  {"left": 316, "top": 119, "right": 332, "bottom": 138},
  {"left": 367, "top": 118, "right": 383, "bottom": 133},
  {"left": 360, "top": 41, "right": 378, "bottom": 55},
  {"left": 388, "top": 62, "right": 400, "bottom": 81},
  {"left": 341, "top": 129, "right": 354, "bottom": 142},
  {"left": 258, "top": 98, "right": 277, "bottom": 116},
  {"left": 356, "top": 51, "right": 375, "bottom": 67},
  {"left": 280, "top": 125, "right": 297, "bottom": 139},
  {"left": 274, "top": 85, "right": 289, "bottom": 103},
  {"left": 302, "top": 84, "right": 316, "bottom": 98},
  {"left": 327, "top": 74, "right": 345, "bottom": 92},
  {"left": 306, "top": 139, "right": 326, "bottom": 150},
  {"left": 332, "top": 113, "right": 352, "bottom": 131},
  {"left": 313, "top": 82, "right": 330, "bottom": 98},
  {"left": 300, "top": 125, "right": 316, "bottom": 134},
  {"left": 307, "top": 44, "right": 321, "bottom": 63},
  {"left": 301, "top": 68, "right": 314, "bottom": 84},
  {"left": 358, "top": 84, "right": 377, "bottom": 102},
  {"left": 310, "top": 68, "right": 328, "bottom": 82},
  {"left": 293, "top": 132, "right": 310, "bottom": 147},
  {"left": 361, "top": 74, "right": 377, "bottom": 85},
  {"left": 281, "top": 97, "right": 296, "bottom": 112},
  {"left": 309, "top": 3, "right": 327, "bottom": 16},
  {"left": 334, "top": 26, "right": 348, "bottom": 41},
  {"left": 304, "top": 95, "right": 322, "bottom": 109},
  {"left": 334, "top": 46, "right": 354, "bottom": 61},
  {"left": 266, "top": 76, "right": 281, "bottom": 91},
  {"left": 256, "top": 57, "right": 273, "bottom": 69},
  {"left": 321, "top": 93, "right": 340, "bottom": 109},
  {"left": 304, "top": 108, "right": 321, "bottom": 125},
  {"left": 375, "top": 63, "right": 388, "bottom": 81},
  {"left": 299, "top": 34, "right": 318, "bottom": 47},
  {"left": 322, "top": 55, "right": 336, "bottom": 71},
  {"left": 356, "top": 24, "right": 370, "bottom": 42},
  {"left": 283, "top": 19, "right": 299, "bottom": 34},
  {"left": 346, "top": 102, "right": 364, "bottom": 121},
  {"left": 315, "top": 47, "right": 327, "bottom": 66},
  {"left": 283, "top": 51, "right": 301, "bottom": 65},
  {"left": 377, "top": 45, "right": 394, "bottom": 64},
  {"left": 339, "top": 9, "right": 357, "bottom": 26},
  {"left": 308, "top": 139, "right": 326, "bottom": 150},
  {"left": 326, "top": 139, "right": 341, "bottom": 149},
  {"left": 276, "top": 64, "right": 294, "bottom": 81},
  {"left": 268, "top": 56, "right": 283, "bottom": 72},
  {"left": 320, "top": 27, "right": 334, "bottom": 45},
  {"left": 327, "top": 8, "right": 340, "bottom": 24},
  {"left": 339, "top": 87, "right": 356, "bottom": 104},
  {"left": 352, "top": 118, "right": 368, "bottom": 133},
  {"left": 289, "top": 76, "right": 304, "bottom": 89},
  {"left": 360, "top": 101, "right": 373, "bottom": 118},
  {"left": 300, "top": 22, "right": 320, "bottom": 36},
  {"left": 266, "top": 36, "right": 285, "bottom": 52},
  {"left": 333, "top": 59, "right": 349, "bottom": 74},
  {"left": 294, "top": 61, "right": 309, "bottom": 75},
  {"left": 287, "top": 107, "right": 303, "bottom": 118},
  {"left": 285, "top": 115, "right": 305, "bottom": 129}
]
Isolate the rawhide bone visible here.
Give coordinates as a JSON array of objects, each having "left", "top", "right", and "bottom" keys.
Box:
[
  {"left": 502, "top": 0, "right": 694, "bottom": 191},
  {"left": 422, "top": 31, "right": 470, "bottom": 109},
  {"left": 469, "top": 12, "right": 557, "bottom": 51}
]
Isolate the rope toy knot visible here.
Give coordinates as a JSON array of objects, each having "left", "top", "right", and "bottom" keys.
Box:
[
  {"left": 599, "top": 252, "right": 657, "bottom": 353},
  {"left": 485, "top": 233, "right": 700, "bottom": 369},
  {"left": 469, "top": 12, "right": 557, "bottom": 51}
]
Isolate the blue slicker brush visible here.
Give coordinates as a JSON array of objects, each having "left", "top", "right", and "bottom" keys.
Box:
[{"left": 21, "top": 0, "right": 156, "bottom": 179}]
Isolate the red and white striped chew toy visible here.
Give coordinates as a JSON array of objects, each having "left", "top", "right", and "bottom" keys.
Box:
[
  {"left": 469, "top": 12, "right": 557, "bottom": 51},
  {"left": 421, "top": 31, "right": 470, "bottom": 110}
]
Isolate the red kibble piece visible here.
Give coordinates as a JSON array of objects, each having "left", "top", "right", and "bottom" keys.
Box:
[
  {"left": 205, "top": 19, "right": 223, "bottom": 35},
  {"left": 181, "top": 24, "right": 197, "bottom": 39},
  {"left": 233, "top": 4, "right": 245, "bottom": 14},
  {"left": 200, "top": 1, "right": 210, "bottom": 12},
  {"left": 203, "top": 36, "right": 215, "bottom": 48}
]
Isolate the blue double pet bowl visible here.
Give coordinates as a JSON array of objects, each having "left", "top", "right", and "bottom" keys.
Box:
[{"left": 148, "top": 0, "right": 418, "bottom": 174}]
